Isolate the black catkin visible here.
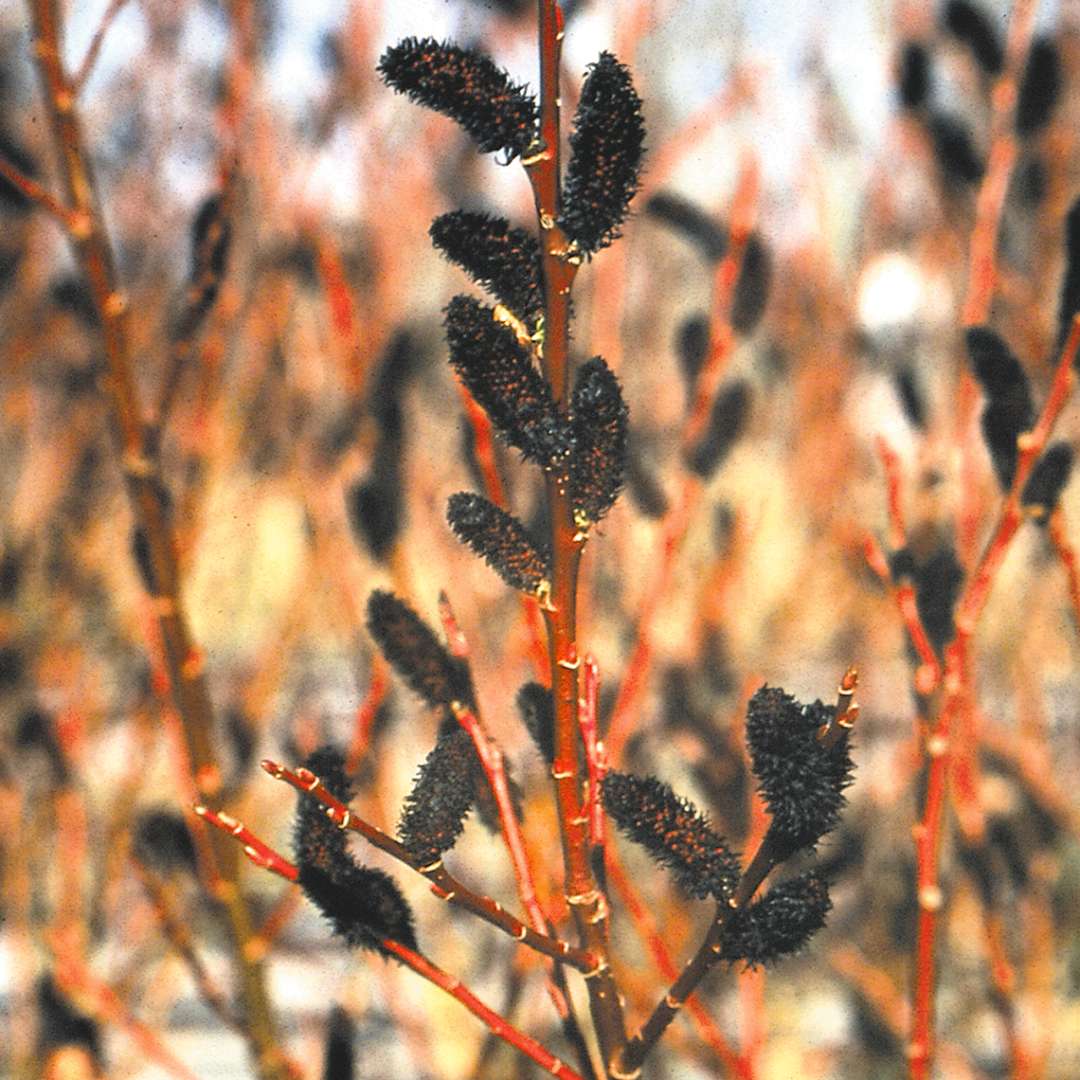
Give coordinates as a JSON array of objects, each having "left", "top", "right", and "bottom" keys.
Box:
[
  {"left": 378, "top": 38, "right": 537, "bottom": 159},
  {"left": 731, "top": 233, "right": 772, "bottom": 336},
  {"left": 942, "top": 0, "right": 1004, "bottom": 77},
  {"left": 626, "top": 434, "right": 669, "bottom": 519},
  {"left": 686, "top": 380, "right": 751, "bottom": 479},
  {"left": 444, "top": 295, "right": 571, "bottom": 470},
  {"left": 446, "top": 492, "right": 550, "bottom": 593},
  {"left": 568, "top": 357, "right": 629, "bottom": 525},
  {"left": 37, "top": 976, "right": 102, "bottom": 1065},
  {"left": 913, "top": 545, "right": 964, "bottom": 655},
  {"left": 966, "top": 327, "right": 1034, "bottom": 489},
  {"left": 602, "top": 771, "right": 740, "bottom": 901},
  {"left": 1022, "top": 442, "right": 1073, "bottom": 519},
  {"left": 516, "top": 681, "right": 555, "bottom": 763},
  {"left": 559, "top": 52, "right": 645, "bottom": 255},
  {"left": 429, "top": 211, "right": 543, "bottom": 326},
  {"left": 718, "top": 871, "right": 832, "bottom": 968},
  {"left": 894, "top": 365, "right": 927, "bottom": 430},
  {"left": 744, "top": 687, "right": 855, "bottom": 860},
  {"left": 323, "top": 1005, "right": 355, "bottom": 1080},
  {"left": 927, "top": 112, "right": 985, "bottom": 188},
  {"left": 645, "top": 192, "right": 728, "bottom": 262},
  {"left": 398, "top": 727, "right": 478, "bottom": 865},
  {"left": 898, "top": 41, "right": 931, "bottom": 112},
  {"left": 293, "top": 746, "right": 417, "bottom": 953},
  {"left": 346, "top": 465, "right": 403, "bottom": 562},
  {"left": 367, "top": 590, "right": 475, "bottom": 711},
  {"left": 676, "top": 313, "right": 710, "bottom": 391},
  {"left": 1057, "top": 197, "right": 1080, "bottom": 356},
  {"left": 132, "top": 809, "right": 198, "bottom": 875},
  {"left": 1016, "top": 38, "right": 1061, "bottom": 138}
]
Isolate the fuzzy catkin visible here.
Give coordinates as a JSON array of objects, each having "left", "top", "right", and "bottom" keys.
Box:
[
  {"left": 398, "top": 727, "right": 478, "bottom": 865},
  {"left": 446, "top": 492, "right": 550, "bottom": 593},
  {"left": 560, "top": 52, "right": 645, "bottom": 255},
  {"left": 745, "top": 687, "right": 855, "bottom": 860},
  {"left": 366, "top": 590, "right": 475, "bottom": 711},
  {"left": 444, "top": 295, "right": 572, "bottom": 471},
  {"left": 378, "top": 38, "right": 537, "bottom": 159},
  {"left": 602, "top": 771, "right": 740, "bottom": 901}
]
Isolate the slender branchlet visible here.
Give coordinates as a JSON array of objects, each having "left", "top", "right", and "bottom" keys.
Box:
[{"left": 377, "top": 37, "right": 537, "bottom": 159}]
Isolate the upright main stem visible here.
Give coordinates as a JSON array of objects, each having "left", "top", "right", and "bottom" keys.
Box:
[
  {"left": 26, "top": 3, "right": 288, "bottom": 1077},
  {"left": 528, "top": 3, "right": 627, "bottom": 1073}
]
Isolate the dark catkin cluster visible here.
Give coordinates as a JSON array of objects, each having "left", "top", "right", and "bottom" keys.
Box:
[
  {"left": 293, "top": 746, "right": 417, "bottom": 953},
  {"left": 398, "top": 727, "right": 479, "bottom": 865},
  {"left": 429, "top": 211, "right": 543, "bottom": 327},
  {"left": 686, "top": 380, "right": 751, "bottom": 479},
  {"left": 132, "top": 809, "right": 198, "bottom": 875},
  {"left": 1016, "top": 38, "right": 1061, "bottom": 138},
  {"left": 889, "top": 543, "right": 964, "bottom": 656},
  {"left": 1057, "top": 197, "right": 1080, "bottom": 355},
  {"left": 966, "top": 326, "right": 1034, "bottom": 490},
  {"left": 941, "top": 0, "right": 1004, "bottom": 77},
  {"left": 346, "top": 330, "right": 424, "bottom": 560},
  {"left": 377, "top": 38, "right": 537, "bottom": 159},
  {"left": 37, "top": 976, "right": 102, "bottom": 1067},
  {"left": 322, "top": 1005, "right": 355, "bottom": 1080},
  {"left": 718, "top": 871, "right": 832, "bottom": 968},
  {"left": 1022, "top": 442, "right": 1074, "bottom": 520},
  {"left": 645, "top": 192, "right": 728, "bottom": 261},
  {"left": 926, "top": 113, "right": 985, "bottom": 188},
  {"left": 568, "top": 357, "right": 629, "bottom": 525},
  {"left": 516, "top": 681, "right": 555, "bottom": 763},
  {"left": 898, "top": 41, "right": 931, "bottom": 112},
  {"left": 444, "top": 295, "right": 571, "bottom": 470},
  {"left": 445, "top": 492, "right": 550, "bottom": 594},
  {"left": 171, "top": 193, "right": 231, "bottom": 342},
  {"left": 731, "top": 234, "right": 772, "bottom": 336},
  {"left": 745, "top": 687, "right": 855, "bottom": 860},
  {"left": 602, "top": 771, "right": 740, "bottom": 901},
  {"left": 366, "top": 590, "right": 475, "bottom": 711},
  {"left": 559, "top": 52, "right": 645, "bottom": 255}
]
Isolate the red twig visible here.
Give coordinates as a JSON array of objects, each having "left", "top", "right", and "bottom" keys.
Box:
[
  {"left": 260, "top": 758, "right": 595, "bottom": 971},
  {"left": 0, "top": 153, "right": 81, "bottom": 229},
  {"left": 909, "top": 316, "right": 1080, "bottom": 1079},
  {"left": 72, "top": 0, "right": 132, "bottom": 94},
  {"left": 607, "top": 474, "right": 701, "bottom": 763},
  {"left": 381, "top": 940, "right": 585, "bottom": 1080},
  {"left": 345, "top": 655, "right": 390, "bottom": 774},
  {"left": 863, "top": 533, "right": 942, "bottom": 696},
  {"left": 197, "top": 798, "right": 585, "bottom": 1080},
  {"left": 524, "top": 1, "right": 627, "bottom": 1066},
  {"left": 605, "top": 852, "right": 747, "bottom": 1080},
  {"left": 578, "top": 653, "right": 606, "bottom": 851}
]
